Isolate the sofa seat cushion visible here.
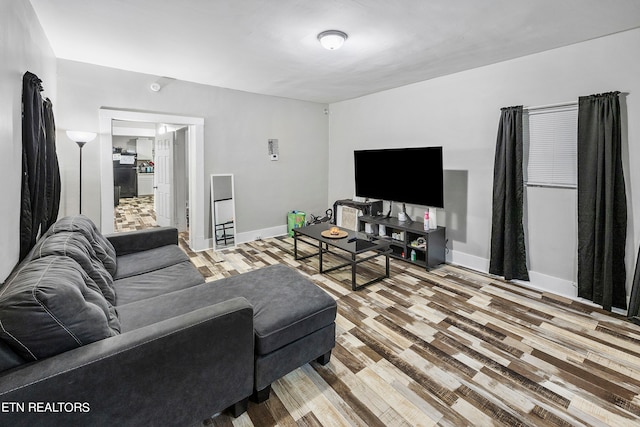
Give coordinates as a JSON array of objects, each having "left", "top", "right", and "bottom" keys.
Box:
[
  {"left": 0, "top": 256, "right": 120, "bottom": 361},
  {"left": 30, "top": 231, "right": 117, "bottom": 305},
  {"left": 113, "top": 245, "right": 190, "bottom": 280},
  {"left": 117, "top": 265, "right": 336, "bottom": 355},
  {"left": 45, "top": 215, "right": 118, "bottom": 277},
  {"left": 112, "top": 260, "right": 205, "bottom": 305}
]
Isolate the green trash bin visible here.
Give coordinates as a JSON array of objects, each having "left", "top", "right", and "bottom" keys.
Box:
[{"left": 287, "top": 211, "right": 306, "bottom": 237}]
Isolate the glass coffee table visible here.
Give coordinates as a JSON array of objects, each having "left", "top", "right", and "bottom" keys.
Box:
[{"left": 293, "top": 223, "right": 391, "bottom": 291}]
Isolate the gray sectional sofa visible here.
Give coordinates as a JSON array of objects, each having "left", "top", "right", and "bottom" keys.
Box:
[{"left": 0, "top": 215, "right": 336, "bottom": 426}]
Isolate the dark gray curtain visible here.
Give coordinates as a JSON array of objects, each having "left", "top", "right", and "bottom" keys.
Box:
[
  {"left": 489, "top": 106, "right": 529, "bottom": 281},
  {"left": 41, "top": 98, "right": 61, "bottom": 232},
  {"left": 577, "top": 91, "right": 627, "bottom": 311},
  {"left": 19, "top": 72, "right": 60, "bottom": 261},
  {"left": 629, "top": 248, "right": 640, "bottom": 324}
]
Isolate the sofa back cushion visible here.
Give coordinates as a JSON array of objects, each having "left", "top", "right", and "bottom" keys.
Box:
[
  {"left": 31, "top": 231, "right": 117, "bottom": 305},
  {"left": 0, "top": 340, "right": 24, "bottom": 372},
  {"left": 45, "top": 215, "right": 117, "bottom": 277},
  {"left": 0, "top": 256, "right": 120, "bottom": 361}
]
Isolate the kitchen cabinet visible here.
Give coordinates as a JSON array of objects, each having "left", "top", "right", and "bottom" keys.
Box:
[
  {"left": 137, "top": 173, "right": 154, "bottom": 196},
  {"left": 136, "top": 138, "right": 153, "bottom": 160}
]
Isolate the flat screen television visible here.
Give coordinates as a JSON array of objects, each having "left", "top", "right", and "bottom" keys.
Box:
[{"left": 354, "top": 146, "right": 444, "bottom": 208}]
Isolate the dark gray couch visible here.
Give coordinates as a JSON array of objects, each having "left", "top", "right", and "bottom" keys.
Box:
[{"left": 0, "top": 215, "right": 336, "bottom": 426}]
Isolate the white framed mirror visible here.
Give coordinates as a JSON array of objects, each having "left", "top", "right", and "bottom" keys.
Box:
[{"left": 210, "top": 174, "right": 236, "bottom": 250}]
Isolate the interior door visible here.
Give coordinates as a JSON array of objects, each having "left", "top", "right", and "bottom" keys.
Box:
[{"left": 154, "top": 132, "right": 174, "bottom": 227}]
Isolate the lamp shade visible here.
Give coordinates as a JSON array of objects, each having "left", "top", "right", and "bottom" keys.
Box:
[
  {"left": 318, "top": 30, "right": 348, "bottom": 50},
  {"left": 66, "top": 130, "right": 97, "bottom": 143}
]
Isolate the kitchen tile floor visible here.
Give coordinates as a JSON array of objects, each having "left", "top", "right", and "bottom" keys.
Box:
[{"left": 114, "top": 195, "right": 156, "bottom": 232}]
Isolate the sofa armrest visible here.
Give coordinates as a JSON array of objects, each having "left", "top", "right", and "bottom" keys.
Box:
[
  {"left": 105, "top": 227, "right": 178, "bottom": 255},
  {"left": 0, "top": 297, "right": 254, "bottom": 427}
]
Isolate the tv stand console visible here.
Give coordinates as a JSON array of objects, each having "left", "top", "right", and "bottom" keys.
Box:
[{"left": 358, "top": 215, "right": 446, "bottom": 269}]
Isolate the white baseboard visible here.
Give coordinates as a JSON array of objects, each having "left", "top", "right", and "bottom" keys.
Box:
[
  {"left": 448, "top": 249, "right": 578, "bottom": 299},
  {"left": 236, "top": 224, "right": 288, "bottom": 245},
  {"left": 515, "top": 271, "right": 577, "bottom": 299},
  {"left": 192, "top": 225, "right": 287, "bottom": 251},
  {"left": 447, "top": 249, "right": 630, "bottom": 315},
  {"left": 447, "top": 250, "right": 489, "bottom": 273},
  {"left": 517, "top": 272, "right": 629, "bottom": 316},
  {"left": 189, "top": 229, "right": 211, "bottom": 252}
]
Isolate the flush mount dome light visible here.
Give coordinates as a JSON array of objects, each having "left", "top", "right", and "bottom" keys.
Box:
[{"left": 317, "top": 30, "right": 348, "bottom": 50}]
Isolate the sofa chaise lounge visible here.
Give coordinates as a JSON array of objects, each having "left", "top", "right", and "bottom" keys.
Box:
[{"left": 0, "top": 215, "right": 336, "bottom": 426}]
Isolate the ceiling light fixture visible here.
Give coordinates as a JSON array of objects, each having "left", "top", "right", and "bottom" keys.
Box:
[{"left": 317, "top": 30, "right": 348, "bottom": 50}]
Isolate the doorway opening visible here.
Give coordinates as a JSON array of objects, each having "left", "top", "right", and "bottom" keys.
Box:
[
  {"left": 112, "top": 121, "right": 189, "bottom": 233},
  {"left": 99, "top": 109, "right": 207, "bottom": 252}
]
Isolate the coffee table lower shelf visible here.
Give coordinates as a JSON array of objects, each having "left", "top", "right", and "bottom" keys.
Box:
[{"left": 293, "top": 225, "right": 391, "bottom": 291}]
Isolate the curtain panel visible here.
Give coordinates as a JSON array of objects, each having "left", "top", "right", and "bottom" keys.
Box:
[
  {"left": 489, "top": 106, "right": 530, "bottom": 281},
  {"left": 41, "top": 98, "right": 61, "bottom": 232},
  {"left": 577, "top": 91, "right": 627, "bottom": 311},
  {"left": 629, "top": 249, "right": 640, "bottom": 323},
  {"left": 19, "top": 72, "right": 60, "bottom": 261}
]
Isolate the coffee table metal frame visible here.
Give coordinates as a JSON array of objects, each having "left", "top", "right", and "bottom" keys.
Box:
[{"left": 293, "top": 223, "right": 391, "bottom": 291}]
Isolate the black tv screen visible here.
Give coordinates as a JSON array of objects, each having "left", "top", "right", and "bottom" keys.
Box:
[{"left": 354, "top": 146, "right": 444, "bottom": 208}]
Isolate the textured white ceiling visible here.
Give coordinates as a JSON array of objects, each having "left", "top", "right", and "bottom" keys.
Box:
[{"left": 30, "top": 0, "right": 640, "bottom": 103}]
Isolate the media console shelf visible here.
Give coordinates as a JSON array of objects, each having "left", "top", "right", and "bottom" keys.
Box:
[{"left": 357, "top": 215, "right": 446, "bottom": 269}]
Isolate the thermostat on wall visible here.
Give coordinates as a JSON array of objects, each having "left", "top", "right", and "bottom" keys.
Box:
[{"left": 268, "top": 139, "right": 279, "bottom": 161}]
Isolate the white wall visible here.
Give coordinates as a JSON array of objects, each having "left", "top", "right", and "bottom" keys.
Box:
[
  {"left": 0, "top": 0, "right": 57, "bottom": 282},
  {"left": 55, "top": 59, "right": 329, "bottom": 241},
  {"left": 328, "top": 28, "right": 640, "bottom": 300}
]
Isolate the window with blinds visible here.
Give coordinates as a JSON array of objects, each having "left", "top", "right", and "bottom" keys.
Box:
[{"left": 523, "top": 104, "right": 578, "bottom": 188}]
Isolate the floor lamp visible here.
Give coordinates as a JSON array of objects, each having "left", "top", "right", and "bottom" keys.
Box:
[{"left": 66, "top": 131, "right": 97, "bottom": 214}]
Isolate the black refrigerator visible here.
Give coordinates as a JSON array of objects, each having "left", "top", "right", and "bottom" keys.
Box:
[{"left": 114, "top": 154, "right": 138, "bottom": 198}]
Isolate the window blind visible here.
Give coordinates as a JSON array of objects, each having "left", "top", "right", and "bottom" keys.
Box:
[{"left": 523, "top": 104, "right": 578, "bottom": 188}]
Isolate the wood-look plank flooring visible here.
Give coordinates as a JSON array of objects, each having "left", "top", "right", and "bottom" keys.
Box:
[
  {"left": 185, "top": 237, "right": 640, "bottom": 427},
  {"left": 114, "top": 198, "right": 640, "bottom": 426}
]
